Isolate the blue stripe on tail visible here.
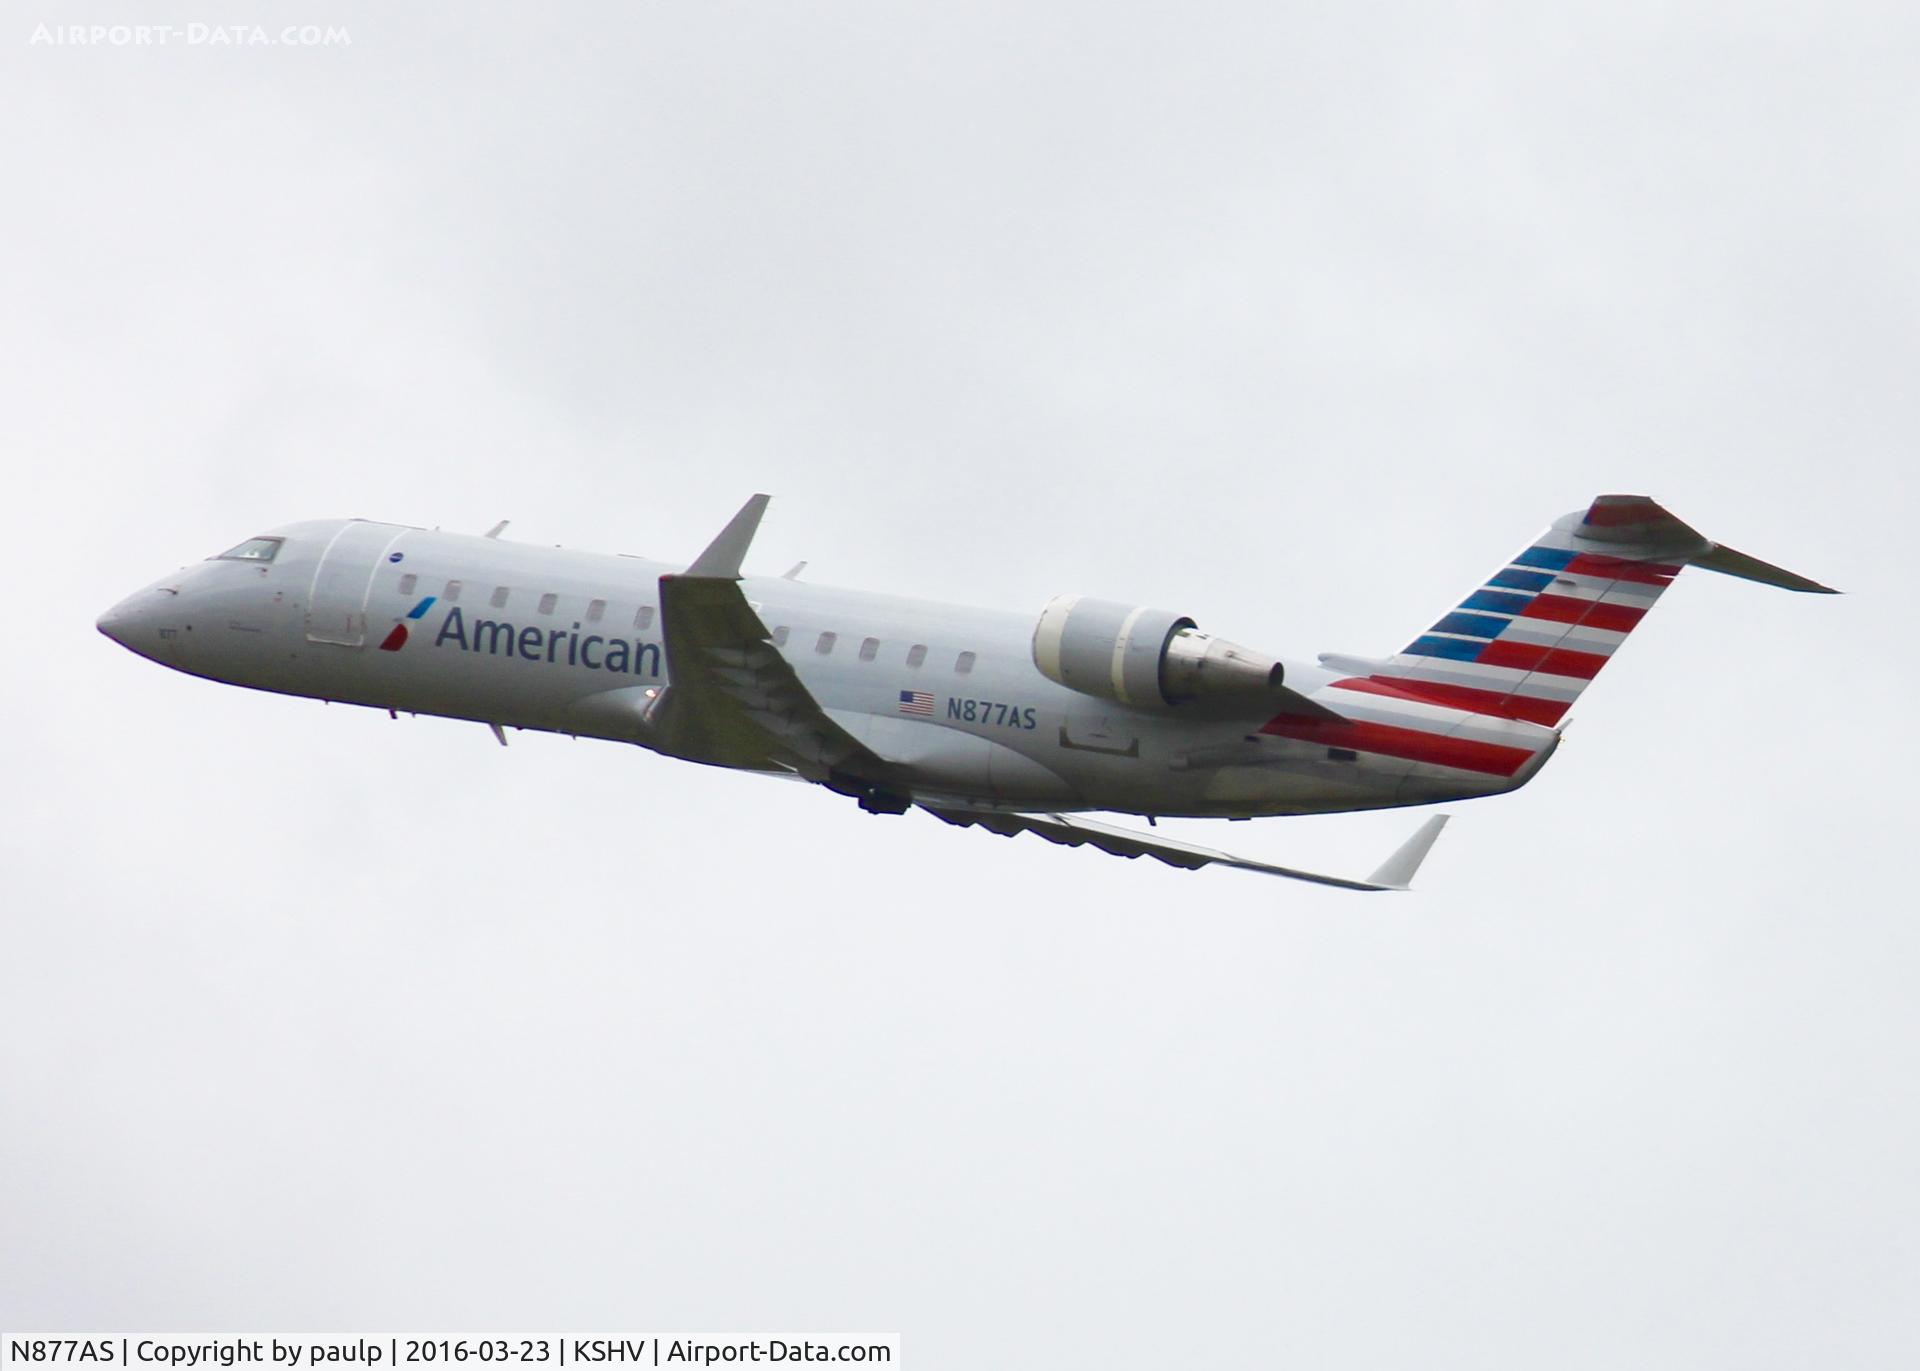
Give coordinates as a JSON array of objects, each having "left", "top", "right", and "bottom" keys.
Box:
[
  {"left": 1402, "top": 635, "right": 1486, "bottom": 661},
  {"left": 1430, "top": 611, "right": 1510, "bottom": 639}
]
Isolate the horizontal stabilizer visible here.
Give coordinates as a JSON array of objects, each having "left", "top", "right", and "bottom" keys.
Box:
[
  {"left": 921, "top": 808, "right": 1450, "bottom": 892},
  {"left": 1691, "top": 542, "right": 1838, "bottom": 594},
  {"left": 1574, "top": 495, "right": 1836, "bottom": 591}
]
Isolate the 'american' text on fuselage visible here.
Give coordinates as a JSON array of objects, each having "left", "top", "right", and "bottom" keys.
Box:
[{"left": 432, "top": 606, "right": 663, "bottom": 676}]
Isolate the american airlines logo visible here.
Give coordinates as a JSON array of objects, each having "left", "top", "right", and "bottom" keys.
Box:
[
  {"left": 380, "top": 597, "right": 664, "bottom": 678},
  {"left": 377, "top": 596, "right": 437, "bottom": 650}
]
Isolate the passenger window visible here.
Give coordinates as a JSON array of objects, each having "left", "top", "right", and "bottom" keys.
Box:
[
  {"left": 634, "top": 605, "right": 655, "bottom": 631},
  {"left": 586, "top": 598, "right": 606, "bottom": 623},
  {"left": 537, "top": 593, "right": 558, "bottom": 615},
  {"left": 444, "top": 579, "right": 462, "bottom": 603},
  {"left": 859, "top": 637, "right": 879, "bottom": 662},
  {"left": 956, "top": 650, "right": 977, "bottom": 675},
  {"left": 398, "top": 573, "right": 417, "bottom": 595},
  {"left": 771, "top": 626, "right": 789, "bottom": 647},
  {"left": 491, "top": 586, "right": 511, "bottom": 608},
  {"left": 906, "top": 644, "right": 927, "bottom": 668},
  {"left": 816, "top": 631, "right": 837, "bottom": 655}
]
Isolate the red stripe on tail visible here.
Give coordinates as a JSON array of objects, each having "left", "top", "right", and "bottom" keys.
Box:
[
  {"left": 1519, "top": 594, "right": 1647, "bottom": 633},
  {"left": 1475, "top": 639, "right": 1610, "bottom": 679},
  {"left": 1329, "top": 676, "right": 1570, "bottom": 726},
  {"left": 1562, "top": 553, "right": 1680, "bottom": 586},
  {"left": 1259, "top": 713, "right": 1536, "bottom": 777}
]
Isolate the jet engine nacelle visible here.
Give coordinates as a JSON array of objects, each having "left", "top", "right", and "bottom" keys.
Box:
[{"left": 1031, "top": 594, "right": 1289, "bottom": 709}]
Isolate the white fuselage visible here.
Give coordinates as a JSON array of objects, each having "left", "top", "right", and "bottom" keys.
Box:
[{"left": 98, "top": 518, "right": 1554, "bottom": 818}]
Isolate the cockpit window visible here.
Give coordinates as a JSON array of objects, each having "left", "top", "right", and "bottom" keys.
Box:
[{"left": 214, "top": 536, "right": 283, "bottom": 563}]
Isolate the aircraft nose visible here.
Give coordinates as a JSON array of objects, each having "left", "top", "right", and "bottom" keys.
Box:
[
  {"left": 97, "top": 584, "right": 182, "bottom": 658},
  {"left": 96, "top": 600, "right": 131, "bottom": 646}
]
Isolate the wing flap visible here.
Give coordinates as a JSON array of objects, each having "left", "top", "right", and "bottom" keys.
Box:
[
  {"left": 639, "top": 495, "right": 896, "bottom": 783},
  {"left": 923, "top": 808, "right": 1450, "bottom": 891},
  {"left": 653, "top": 573, "right": 888, "bottom": 779}
]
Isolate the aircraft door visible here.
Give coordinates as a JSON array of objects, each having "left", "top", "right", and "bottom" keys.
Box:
[{"left": 306, "top": 521, "right": 406, "bottom": 647}]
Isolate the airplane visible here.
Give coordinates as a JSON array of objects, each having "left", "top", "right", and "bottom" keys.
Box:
[{"left": 96, "top": 493, "right": 1834, "bottom": 891}]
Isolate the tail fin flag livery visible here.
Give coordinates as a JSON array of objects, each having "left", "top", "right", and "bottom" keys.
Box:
[
  {"left": 1329, "top": 495, "right": 1835, "bottom": 729},
  {"left": 97, "top": 492, "right": 1834, "bottom": 892}
]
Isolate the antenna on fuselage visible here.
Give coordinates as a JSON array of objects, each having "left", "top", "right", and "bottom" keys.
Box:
[{"left": 484, "top": 520, "right": 510, "bottom": 539}]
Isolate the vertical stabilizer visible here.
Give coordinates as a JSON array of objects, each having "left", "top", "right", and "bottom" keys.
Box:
[{"left": 1336, "top": 495, "right": 1830, "bottom": 728}]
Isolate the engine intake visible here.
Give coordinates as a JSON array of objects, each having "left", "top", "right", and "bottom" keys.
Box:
[{"left": 1031, "top": 594, "right": 1287, "bottom": 709}]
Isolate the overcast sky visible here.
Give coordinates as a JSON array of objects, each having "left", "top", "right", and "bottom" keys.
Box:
[{"left": 3, "top": 3, "right": 1916, "bottom": 1366}]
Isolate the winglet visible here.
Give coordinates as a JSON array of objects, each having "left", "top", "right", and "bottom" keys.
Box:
[
  {"left": 686, "top": 494, "right": 771, "bottom": 579},
  {"left": 1365, "top": 814, "right": 1449, "bottom": 890}
]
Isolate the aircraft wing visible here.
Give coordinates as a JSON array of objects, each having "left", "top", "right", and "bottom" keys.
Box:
[
  {"left": 920, "top": 807, "right": 1450, "bottom": 891},
  {"left": 647, "top": 495, "right": 894, "bottom": 786}
]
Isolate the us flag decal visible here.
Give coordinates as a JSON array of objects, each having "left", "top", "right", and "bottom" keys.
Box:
[{"left": 897, "top": 689, "right": 934, "bottom": 716}]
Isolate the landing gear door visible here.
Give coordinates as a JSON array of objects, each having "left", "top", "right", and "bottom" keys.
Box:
[{"left": 306, "top": 521, "right": 405, "bottom": 647}]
